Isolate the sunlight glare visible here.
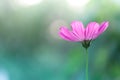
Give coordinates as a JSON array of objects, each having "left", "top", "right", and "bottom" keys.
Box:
[
  {"left": 0, "top": 70, "right": 9, "bottom": 80},
  {"left": 15, "top": 0, "right": 42, "bottom": 7}
]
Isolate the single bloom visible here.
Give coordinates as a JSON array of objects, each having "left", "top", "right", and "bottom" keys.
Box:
[{"left": 59, "top": 21, "right": 109, "bottom": 49}]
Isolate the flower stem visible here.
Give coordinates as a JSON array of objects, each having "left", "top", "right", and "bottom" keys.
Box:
[{"left": 86, "top": 49, "right": 88, "bottom": 80}]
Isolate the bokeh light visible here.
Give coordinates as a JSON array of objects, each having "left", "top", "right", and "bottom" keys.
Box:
[
  {"left": 48, "top": 20, "right": 68, "bottom": 40},
  {"left": 112, "top": 0, "right": 120, "bottom": 6},
  {"left": 14, "top": 0, "right": 43, "bottom": 7},
  {"left": 0, "top": 70, "right": 9, "bottom": 80}
]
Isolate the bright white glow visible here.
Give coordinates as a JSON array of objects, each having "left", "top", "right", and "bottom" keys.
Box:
[
  {"left": 15, "top": 0, "right": 42, "bottom": 7},
  {"left": 67, "top": 0, "right": 90, "bottom": 8},
  {"left": 0, "top": 70, "right": 9, "bottom": 80},
  {"left": 112, "top": 0, "right": 120, "bottom": 5}
]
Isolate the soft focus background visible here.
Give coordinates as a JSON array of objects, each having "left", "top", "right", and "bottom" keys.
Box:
[{"left": 0, "top": 0, "right": 120, "bottom": 80}]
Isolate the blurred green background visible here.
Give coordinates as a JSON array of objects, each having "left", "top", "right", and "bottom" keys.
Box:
[{"left": 0, "top": 0, "right": 120, "bottom": 80}]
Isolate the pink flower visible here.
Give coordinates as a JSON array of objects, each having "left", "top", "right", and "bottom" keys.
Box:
[{"left": 59, "top": 21, "right": 109, "bottom": 48}]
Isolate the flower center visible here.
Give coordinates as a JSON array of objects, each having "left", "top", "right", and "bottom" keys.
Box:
[{"left": 82, "top": 40, "right": 91, "bottom": 49}]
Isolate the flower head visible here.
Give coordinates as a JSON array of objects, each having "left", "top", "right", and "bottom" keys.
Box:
[{"left": 59, "top": 21, "right": 109, "bottom": 49}]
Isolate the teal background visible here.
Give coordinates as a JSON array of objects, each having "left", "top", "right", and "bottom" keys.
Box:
[{"left": 0, "top": 0, "right": 120, "bottom": 80}]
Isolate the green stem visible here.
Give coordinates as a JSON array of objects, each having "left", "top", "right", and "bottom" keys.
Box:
[{"left": 86, "top": 49, "right": 88, "bottom": 80}]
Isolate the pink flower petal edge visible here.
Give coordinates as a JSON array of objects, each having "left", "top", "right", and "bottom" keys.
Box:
[
  {"left": 59, "top": 21, "right": 109, "bottom": 42},
  {"left": 71, "top": 21, "right": 85, "bottom": 41},
  {"left": 92, "top": 21, "right": 109, "bottom": 39},
  {"left": 59, "top": 27, "right": 79, "bottom": 41},
  {"left": 85, "top": 22, "right": 100, "bottom": 40},
  {"left": 98, "top": 21, "right": 109, "bottom": 35}
]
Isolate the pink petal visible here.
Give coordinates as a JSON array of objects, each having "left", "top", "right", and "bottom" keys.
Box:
[
  {"left": 85, "top": 22, "right": 99, "bottom": 40},
  {"left": 98, "top": 21, "right": 109, "bottom": 35},
  {"left": 71, "top": 21, "right": 85, "bottom": 41},
  {"left": 92, "top": 21, "right": 109, "bottom": 39},
  {"left": 59, "top": 27, "right": 79, "bottom": 42}
]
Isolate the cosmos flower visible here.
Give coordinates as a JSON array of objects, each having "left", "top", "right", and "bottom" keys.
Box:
[{"left": 59, "top": 21, "right": 109, "bottom": 49}]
